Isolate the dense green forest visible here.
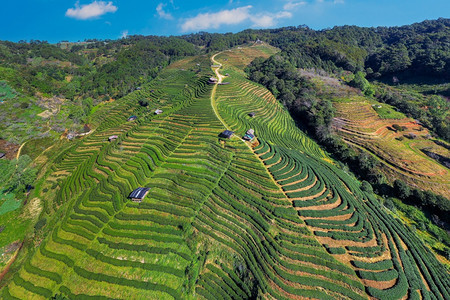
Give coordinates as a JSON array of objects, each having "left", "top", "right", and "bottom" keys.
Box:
[
  {"left": 183, "top": 18, "right": 450, "bottom": 79},
  {"left": 2, "top": 18, "right": 449, "bottom": 101}
]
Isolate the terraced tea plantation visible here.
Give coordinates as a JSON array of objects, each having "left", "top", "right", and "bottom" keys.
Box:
[
  {"left": 2, "top": 47, "right": 449, "bottom": 299},
  {"left": 332, "top": 98, "right": 450, "bottom": 198}
]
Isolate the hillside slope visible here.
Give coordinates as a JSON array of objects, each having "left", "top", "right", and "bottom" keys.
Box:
[
  {"left": 332, "top": 98, "right": 450, "bottom": 198},
  {"left": 1, "top": 46, "right": 449, "bottom": 299}
]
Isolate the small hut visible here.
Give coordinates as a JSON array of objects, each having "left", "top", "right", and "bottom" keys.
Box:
[
  {"left": 248, "top": 112, "right": 256, "bottom": 117},
  {"left": 128, "top": 115, "right": 137, "bottom": 121},
  {"left": 0, "top": 153, "right": 5, "bottom": 159},
  {"left": 246, "top": 129, "right": 255, "bottom": 135},
  {"left": 154, "top": 109, "right": 163, "bottom": 115},
  {"left": 108, "top": 135, "right": 119, "bottom": 142},
  {"left": 219, "top": 130, "right": 234, "bottom": 139},
  {"left": 208, "top": 77, "right": 218, "bottom": 84},
  {"left": 243, "top": 133, "right": 255, "bottom": 141},
  {"left": 129, "top": 187, "right": 150, "bottom": 202}
]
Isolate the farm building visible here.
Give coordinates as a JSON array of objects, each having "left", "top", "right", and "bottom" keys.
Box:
[
  {"left": 128, "top": 115, "right": 137, "bottom": 121},
  {"left": 108, "top": 135, "right": 118, "bottom": 142},
  {"left": 154, "top": 109, "right": 163, "bottom": 115},
  {"left": 248, "top": 112, "right": 255, "bottom": 117},
  {"left": 208, "top": 77, "right": 218, "bottom": 84},
  {"left": 129, "top": 187, "right": 150, "bottom": 202},
  {"left": 246, "top": 129, "right": 255, "bottom": 135},
  {"left": 243, "top": 133, "right": 255, "bottom": 141},
  {"left": 219, "top": 130, "right": 234, "bottom": 139},
  {"left": 0, "top": 153, "right": 5, "bottom": 159}
]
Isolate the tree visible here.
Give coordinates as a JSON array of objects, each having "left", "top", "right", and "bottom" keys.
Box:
[
  {"left": 349, "top": 71, "right": 374, "bottom": 96},
  {"left": 393, "top": 179, "right": 411, "bottom": 200},
  {"left": 6, "top": 155, "right": 37, "bottom": 192},
  {"left": 361, "top": 180, "right": 373, "bottom": 193},
  {"left": 392, "top": 124, "right": 403, "bottom": 132},
  {"left": 138, "top": 98, "right": 149, "bottom": 107}
]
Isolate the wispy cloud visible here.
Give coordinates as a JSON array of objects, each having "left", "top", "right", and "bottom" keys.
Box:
[
  {"left": 181, "top": 6, "right": 292, "bottom": 32},
  {"left": 316, "top": 0, "right": 345, "bottom": 4},
  {"left": 66, "top": 1, "right": 117, "bottom": 20},
  {"left": 181, "top": 6, "right": 252, "bottom": 32},
  {"left": 250, "top": 11, "right": 292, "bottom": 28},
  {"left": 283, "top": 1, "right": 307, "bottom": 10},
  {"left": 156, "top": 3, "right": 173, "bottom": 20},
  {"left": 121, "top": 30, "right": 128, "bottom": 38}
]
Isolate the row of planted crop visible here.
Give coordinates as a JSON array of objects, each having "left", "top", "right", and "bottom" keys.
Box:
[
  {"left": 5, "top": 67, "right": 216, "bottom": 298},
  {"left": 192, "top": 143, "right": 366, "bottom": 299}
]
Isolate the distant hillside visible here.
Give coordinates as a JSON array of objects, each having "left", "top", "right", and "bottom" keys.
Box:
[{"left": 183, "top": 18, "right": 450, "bottom": 80}]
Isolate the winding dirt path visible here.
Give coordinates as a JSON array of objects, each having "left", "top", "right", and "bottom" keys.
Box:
[
  {"left": 16, "top": 141, "right": 27, "bottom": 159},
  {"left": 209, "top": 52, "right": 294, "bottom": 203},
  {"left": 210, "top": 52, "right": 229, "bottom": 130}
]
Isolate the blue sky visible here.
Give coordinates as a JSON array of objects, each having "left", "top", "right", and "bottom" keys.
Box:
[{"left": 1, "top": 0, "right": 449, "bottom": 43}]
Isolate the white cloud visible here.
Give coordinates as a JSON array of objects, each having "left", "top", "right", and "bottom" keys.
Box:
[
  {"left": 181, "top": 6, "right": 292, "bottom": 32},
  {"left": 121, "top": 30, "right": 128, "bottom": 38},
  {"left": 181, "top": 6, "right": 252, "bottom": 32},
  {"left": 251, "top": 15, "right": 275, "bottom": 27},
  {"left": 333, "top": 0, "right": 344, "bottom": 4},
  {"left": 156, "top": 3, "right": 173, "bottom": 20},
  {"left": 66, "top": 1, "right": 117, "bottom": 20},
  {"left": 283, "top": 1, "right": 307, "bottom": 10},
  {"left": 275, "top": 11, "right": 293, "bottom": 19},
  {"left": 249, "top": 11, "right": 292, "bottom": 28}
]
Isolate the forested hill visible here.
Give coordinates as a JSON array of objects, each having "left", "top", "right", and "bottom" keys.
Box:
[
  {"left": 182, "top": 18, "right": 450, "bottom": 79},
  {"left": 0, "top": 36, "right": 198, "bottom": 100},
  {"left": 1, "top": 18, "right": 449, "bottom": 102}
]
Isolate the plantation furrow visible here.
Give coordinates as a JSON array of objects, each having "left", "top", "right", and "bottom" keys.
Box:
[
  {"left": 4, "top": 64, "right": 226, "bottom": 299},
  {"left": 209, "top": 47, "right": 450, "bottom": 300},
  {"left": 3, "top": 47, "right": 448, "bottom": 300}
]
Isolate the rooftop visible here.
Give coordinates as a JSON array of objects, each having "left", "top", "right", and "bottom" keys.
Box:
[
  {"left": 243, "top": 133, "right": 255, "bottom": 141},
  {"left": 129, "top": 187, "right": 150, "bottom": 200},
  {"left": 219, "top": 130, "right": 234, "bottom": 139}
]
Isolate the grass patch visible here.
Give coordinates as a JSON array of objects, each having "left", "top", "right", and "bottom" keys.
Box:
[
  {"left": 0, "top": 207, "right": 30, "bottom": 248},
  {"left": 0, "top": 81, "right": 18, "bottom": 102},
  {"left": 21, "top": 137, "right": 56, "bottom": 160},
  {"left": 0, "top": 193, "right": 22, "bottom": 216},
  {"left": 390, "top": 197, "right": 450, "bottom": 266},
  {"left": 370, "top": 102, "right": 406, "bottom": 119}
]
